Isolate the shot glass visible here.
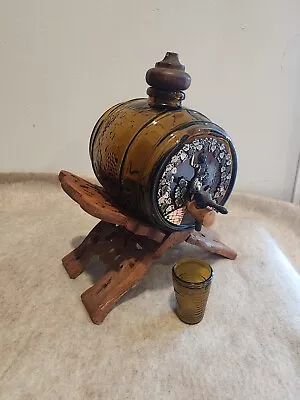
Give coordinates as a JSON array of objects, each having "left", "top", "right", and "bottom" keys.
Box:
[{"left": 172, "top": 258, "right": 214, "bottom": 324}]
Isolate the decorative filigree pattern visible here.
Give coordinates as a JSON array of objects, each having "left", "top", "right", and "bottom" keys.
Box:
[{"left": 156, "top": 136, "right": 233, "bottom": 225}]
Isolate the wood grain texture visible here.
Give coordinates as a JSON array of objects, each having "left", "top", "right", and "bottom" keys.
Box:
[
  {"left": 64, "top": 222, "right": 191, "bottom": 324},
  {"left": 59, "top": 170, "right": 165, "bottom": 243},
  {"left": 186, "top": 232, "right": 237, "bottom": 260},
  {"left": 59, "top": 170, "right": 237, "bottom": 324}
]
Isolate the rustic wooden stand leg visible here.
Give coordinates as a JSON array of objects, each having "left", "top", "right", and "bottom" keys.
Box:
[
  {"left": 62, "top": 223, "right": 104, "bottom": 279},
  {"left": 186, "top": 231, "right": 237, "bottom": 260},
  {"left": 81, "top": 257, "right": 152, "bottom": 324},
  {"left": 59, "top": 170, "right": 237, "bottom": 324},
  {"left": 64, "top": 225, "right": 191, "bottom": 324}
]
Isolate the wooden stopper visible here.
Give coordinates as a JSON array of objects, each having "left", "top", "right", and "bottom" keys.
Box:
[{"left": 146, "top": 52, "right": 191, "bottom": 108}]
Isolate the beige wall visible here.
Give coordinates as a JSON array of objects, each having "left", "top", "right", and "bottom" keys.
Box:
[{"left": 1, "top": 0, "right": 300, "bottom": 201}]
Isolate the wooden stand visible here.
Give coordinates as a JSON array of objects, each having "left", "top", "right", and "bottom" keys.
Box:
[{"left": 59, "top": 170, "right": 237, "bottom": 324}]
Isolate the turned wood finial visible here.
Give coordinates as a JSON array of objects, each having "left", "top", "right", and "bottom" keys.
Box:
[{"left": 146, "top": 52, "right": 191, "bottom": 109}]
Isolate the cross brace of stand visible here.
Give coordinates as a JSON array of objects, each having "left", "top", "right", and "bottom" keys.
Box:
[{"left": 59, "top": 170, "right": 237, "bottom": 324}]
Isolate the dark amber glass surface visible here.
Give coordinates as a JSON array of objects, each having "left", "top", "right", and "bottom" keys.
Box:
[
  {"left": 89, "top": 98, "right": 237, "bottom": 232},
  {"left": 172, "top": 259, "right": 213, "bottom": 324}
]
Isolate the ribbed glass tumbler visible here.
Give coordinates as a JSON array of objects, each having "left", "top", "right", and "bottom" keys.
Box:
[{"left": 172, "top": 258, "right": 214, "bottom": 324}]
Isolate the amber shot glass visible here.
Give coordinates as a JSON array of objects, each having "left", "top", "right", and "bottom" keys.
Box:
[{"left": 172, "top": 258, "right": 214, "bottom": 324}]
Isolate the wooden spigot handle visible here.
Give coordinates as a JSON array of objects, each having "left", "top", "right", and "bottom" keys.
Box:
[{"left": 186, "top": 201, "right": 216, "bottom": 228}]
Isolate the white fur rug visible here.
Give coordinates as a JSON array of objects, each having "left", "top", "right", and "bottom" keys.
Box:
[{"left": 1, "top": 173, "right": 300, "bottom": 400}]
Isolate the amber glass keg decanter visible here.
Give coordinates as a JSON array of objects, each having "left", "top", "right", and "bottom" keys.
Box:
[{"left": 89, "top": 52, "right": 237, "bottom": 232}]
